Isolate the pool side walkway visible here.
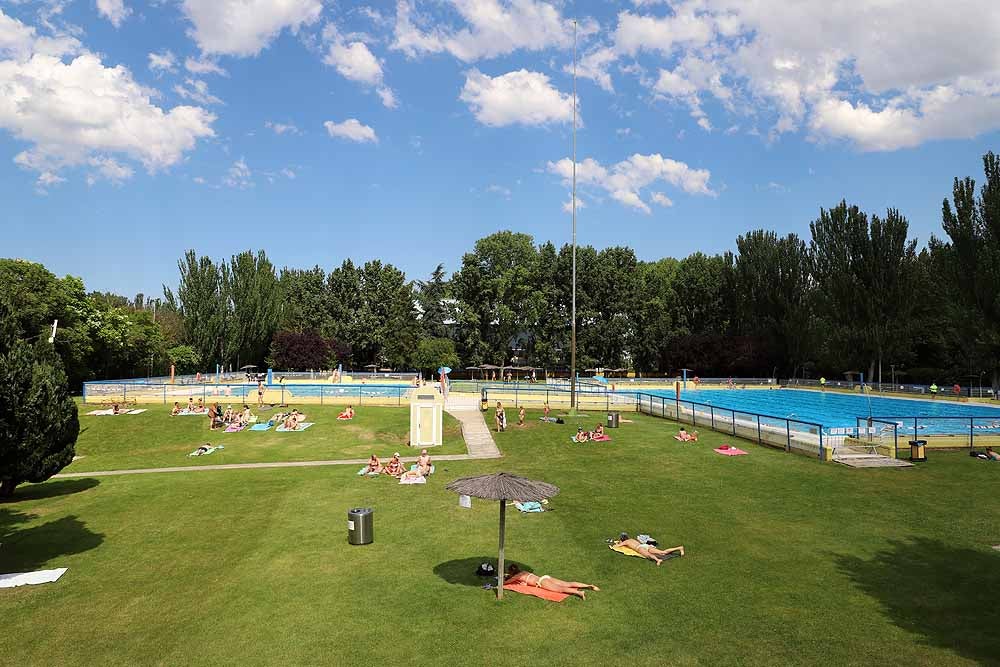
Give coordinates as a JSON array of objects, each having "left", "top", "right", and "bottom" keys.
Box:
[{"left": 54, "top": 396, "right": 501, "bottom": 479}]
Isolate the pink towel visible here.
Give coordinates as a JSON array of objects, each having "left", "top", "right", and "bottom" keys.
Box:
[
  {"left": 502, "top": 583, "right": 570, "bottom": 602},
  {"left": 592, "top": 435, "right": 611, "bottom": 442},
  {"left": 714, "top": 445, "right": 747, "bottom": 456}
]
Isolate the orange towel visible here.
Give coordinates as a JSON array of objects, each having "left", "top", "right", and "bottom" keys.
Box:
[{"left": 502, "top": 583, "right": 569, "bottom": 602}]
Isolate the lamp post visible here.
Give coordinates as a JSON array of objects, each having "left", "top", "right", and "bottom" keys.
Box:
[{"left": 569, "top": 18, "right": 578, "bottom": 411}]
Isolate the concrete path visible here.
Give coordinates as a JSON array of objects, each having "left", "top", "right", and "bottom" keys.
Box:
[
  {"left": 444, "top": 395, "right": 501, "bottom": 459},
  {"left": 54, "top": 398, "right": 501, "bottom": 479}
]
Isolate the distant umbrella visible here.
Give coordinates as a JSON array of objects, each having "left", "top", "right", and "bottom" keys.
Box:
[
  {"left": 445, "top": 472, "right": 560, "bottom": 600},
  {"left": 240, "top": 364, "right": 257, "bottom": 370},
  {"left": 438, "top": 366, "right": 452, "bottom": 375}
]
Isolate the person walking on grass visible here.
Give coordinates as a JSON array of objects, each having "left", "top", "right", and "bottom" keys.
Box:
[{"left": 257, "top": 380, "right": 265, "bottom": 407}]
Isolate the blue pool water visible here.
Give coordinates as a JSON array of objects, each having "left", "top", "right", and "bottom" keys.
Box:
[
  {"left": 286, "top": 384, "right": 411, "bottom": 398},
  {"left": 644, "top": 388, "right": 1000, "bottom": 434}
]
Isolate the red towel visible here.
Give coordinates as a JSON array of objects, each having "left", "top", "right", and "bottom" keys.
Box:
[
  {"left": 502, "top": 583, "right": 570, "bottom": 602},
  {"left": 714, "top": 446, "right": 748, "bottom": 456}
]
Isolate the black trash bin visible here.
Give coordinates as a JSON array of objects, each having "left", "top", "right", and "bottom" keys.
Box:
[
  {"left": 607, "top": 411, "right": 620, "bottom": 428},
  {"left": 348, "top": 507, "right": 373, "bottom": 545},
  {"left": 909, "top": 440, "right": 927, "bottom": 462}
]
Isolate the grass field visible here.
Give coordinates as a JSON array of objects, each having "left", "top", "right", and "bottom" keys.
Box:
[
  {"left": 2, "top": 409, "right": 999, "bottom": 666},
  {"left": 67, "top": 405, "right": 466, "bottom": 472}
]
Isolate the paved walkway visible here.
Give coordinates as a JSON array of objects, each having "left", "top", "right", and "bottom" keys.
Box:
[
  {"left": 54, "top": 398, "right": 500, "bottom": 479},
  {"left": 444, "top": 395, "right": 501, "bottom": 459}
]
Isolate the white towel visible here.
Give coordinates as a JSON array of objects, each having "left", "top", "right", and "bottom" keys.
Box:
[{"left": 0, "top": 568, "right": 67, "bottom": 588}]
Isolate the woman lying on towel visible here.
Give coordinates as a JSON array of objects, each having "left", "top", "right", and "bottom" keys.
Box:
[
  {"left": 675, "top": 427, "right": 699, "bottom": 442},
  {"left": 382, "top": 453, "right": 404, "bottom": 477},
  {"left": 613, "top": 536, "right": 685, "bottom": 566},
  {"left": 504, "top": 564, "right": 600, "bottom": 600},
  {"left": 338, "top": 405, "right": 355, "bottom": 420},
  {"left": 282, "top": 414, "right": 299, "bottom": 431},
  {"left": 591, "top": 424, "right": 610, "bottom": 441}
]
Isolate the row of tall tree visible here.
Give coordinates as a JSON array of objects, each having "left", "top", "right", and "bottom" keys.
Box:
[{"left": 3, "top": 152, "right": 998, "bottom": 390}]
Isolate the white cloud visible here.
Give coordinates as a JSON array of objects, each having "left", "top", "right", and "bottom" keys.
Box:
[
  {"left": 650, "top": 191, "right": 673, "bottom": 207},
  {"left": 324, "top": 118, "right": 378, "bottom": 143},
  {"left": 0, "top": 10, "right": 215, "bottom": 187},
  {"left": 185, "top": 56, "right": 227, "bottom": 76},
  {"left": 547, "top": 153, "right": 714, "bottom": 214},
  {"left": 486, "top": 184, "right": 511, "bottom": 198},
  {"left": 590, "top": 0, "right": 1000, "bottom": 150},
  {"left": 96, "top": 0, "right": 130, "bottom": 28},
  {"left": 391, "top": 0, "right": 588, "bottom": 62},
  {"left": 460, "top": 69, "right": 576, "bottom": 127},
  {"left": 87, "top": 156, "right": 133, "bottom": 185},
  {"left": 322, "top": 25, "right": 398, "bottom": 108},
  {"left": 223, "top": 157, "right": 252, "bottom": 188},
  {"left": 181, "top": 0, "right": 323, "bottom": 57},
  {"left": 193, "top": 175, "right": 206, "bottom": 184},
  {"left": 148, "top": 50, "right": 177, "bottom": 73},
  {"left": 265, "top": 120, "right": 300, "bottom": 135},
  {"left": 280, "top": 167, "right": 296, "bottom": 179},
  {"left": 173, "top": 78, "right": 223, "bottom": 105}
]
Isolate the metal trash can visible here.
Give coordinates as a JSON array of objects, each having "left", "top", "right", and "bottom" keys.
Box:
[
  {"left": 909, "top": 440, "right": 927, "bottom": 462},
  {"left": 607, "top": 411, "right": 620, "bottom": 428},
  {"left": 347, "top": 507, "right": 373, "bottom": 545}
]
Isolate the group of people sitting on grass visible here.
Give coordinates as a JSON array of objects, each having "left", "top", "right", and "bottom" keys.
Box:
[
  {"left": 572, "top": 424, "right": 609, "bottom": 443},
  {"left": 171, "top": 398, "right": 207, "bottom": 415},
  {"left": 972, "top": 446, "right": 1000, "bottom": 461},
  {"left": 362, "top": 449, "right": 433, "bottom": 478},
  {"left": 275, "top": 409, "right": 307, "bottom": 430},
  {"left": 202, "top": 403, "right": 257, "bottom": 430}
]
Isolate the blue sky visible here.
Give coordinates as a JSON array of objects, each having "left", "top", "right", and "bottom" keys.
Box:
[{"left": 2, "top": 0, "right": 999, "bottom": 295}]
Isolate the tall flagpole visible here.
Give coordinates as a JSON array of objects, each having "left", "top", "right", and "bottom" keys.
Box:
[{"left": 570, "top": 18, "right": 578, "bottom": 410}]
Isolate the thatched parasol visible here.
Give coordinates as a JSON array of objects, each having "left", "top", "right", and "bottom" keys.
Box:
[{"left": 445, "top": 472, "right": 560, "bottom": 599}]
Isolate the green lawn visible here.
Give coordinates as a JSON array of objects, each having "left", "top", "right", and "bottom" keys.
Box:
[
  {"left": 2, "top": 409, "right": 999, "bottom": 666},
  {"left": 67, "top": 405, "right": 466, "bottom": 472}
]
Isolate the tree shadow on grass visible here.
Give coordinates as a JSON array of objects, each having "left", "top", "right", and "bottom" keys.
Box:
[
  {"left": 0, "top": 509, "right": 104, "bottom": 573},
  {"left": 835, "top": 537, "right": 1000, "bottom": 664},
  {"left": 433, "top": 556, "right": 535, "bottom": 587},
  {"left": 2, "top": 478, "right": 100, "bottom": 503}
]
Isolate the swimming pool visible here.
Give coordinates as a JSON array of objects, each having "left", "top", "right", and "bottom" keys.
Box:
[{"left": 643, "top": 388, "right": 1000, "bottom": 434}]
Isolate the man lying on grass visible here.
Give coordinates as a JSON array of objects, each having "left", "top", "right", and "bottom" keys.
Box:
[{"left": 613, "top": 535, "right": 685, "bottom": 566}]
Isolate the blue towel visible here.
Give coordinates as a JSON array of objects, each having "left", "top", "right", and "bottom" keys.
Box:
[
  {"left": 515, "top": 501, "right": 543, "bottom": 513},
  {"left": 249, "top": 423, "right": 272, "bottom": 431}
]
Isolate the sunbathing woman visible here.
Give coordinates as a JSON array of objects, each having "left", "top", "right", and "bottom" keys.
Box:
[
  {"left": 518, "top": 406, "right": 526, "bottom": 427},
  {"left": 987, "top": 447, "right": 1000, "bottom": 461},
  {"left": 383, "top": 453, "right": 404, "bottom": 477},
  {"left": 504, "top": 564, "right": 600, "bottom": 600},
  {"left": 222, "top": 406, "right": 234, "bottom": 424},
  {"left": 282, "top": 414, "right": 298, "bottom": 430},
  {"left": 171, "top": 401, "right": 182, "bottom": 416},
  {"left": 495, "top": 402, "right": 506, "bottom": 432},
  {"left": 364, "top": 454, "right": 381, "bottom": 474},
  {"left": 195, "top": 398, "right": 206, "bottom": 413},
  {"left": 613, "top": 537, "right": 685, "bottom": 566},
  {"left": 675, "top": 427, "right": 698, "bottom": 442},
  {"left": 338, "top": 405, "right": 355, "bottom": 420},
  {"left": 574, "top": 427, "right": 590, "bottom": 443}
]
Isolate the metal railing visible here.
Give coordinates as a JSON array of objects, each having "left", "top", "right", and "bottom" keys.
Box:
[
  {"left": 787, "top": 378, "right": 998, "bottom": 399},
  {"left": 636, "top": 392, "right": 826, "bottom": 460},
  {"left": 481, "top": 386, "right": 638, "bottom": 411},
  {"left": 82, "top": 382, "right": 414, "bottom": 406},
  {"left": 866, "top": 415, "right": 1000, "bottom": 451}
]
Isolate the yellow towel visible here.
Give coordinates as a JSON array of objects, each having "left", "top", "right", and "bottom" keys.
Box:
[{"left": 610, "top": 544, "right": 645, "bottom": 558}]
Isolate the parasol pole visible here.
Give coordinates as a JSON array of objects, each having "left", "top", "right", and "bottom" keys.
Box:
[{"left": 497, "top": 499, "right": 506, "bottom": 600}]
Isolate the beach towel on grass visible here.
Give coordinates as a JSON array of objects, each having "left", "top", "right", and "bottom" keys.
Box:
[
  {"left": 357, "top": 467, "right": 380, "bottom": 476},
  {"left": 188, "top": 445, "right": 223, "bottom": 457},
  {"left": 591, "top": 435, "right": 611, "bottom": 442},
  {"left": 714, "top": 445, "right": 748, "bottom": 456},
  {"left": 86, "top": 409, "right": 112, "bottom": 415},
  {"left": 0, "top": 568, "right": 67, "bottom": 589},
  {"left": 337, "top": 415, "right": 354, "bottom": 421},
  {"left": 409, "top": 464, "right": 435, "bottom": 475},
  {"left": 224, "top": 423, "right": 246, "bottom": 433},
  {"left": 502, "top": 583, "right": 569, "bottom": 602},
  {"left": 515, "top": 501, "right": 544, "bottom": 513},
  {"left": 399, "top": 475, "right": 426, "bottom": 485},
  {"left": 174, "top": 410, "right": 203, "bottom": 416},
  {"left": 610, "top": 544, "right": 681, "bottom": 561},
  {"left": 249, "top": 423, "right": 272, "bottom": 431},
  {"left": 127, "top": 409, "right": 147, "bottom": 414},
  {"left": 276, "top": 422, "right": 313, "bottom": 432}
]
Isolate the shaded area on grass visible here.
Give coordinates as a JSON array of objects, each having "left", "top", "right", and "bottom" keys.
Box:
[
  {"left": 0, "top": 509, "right": 104, "bottom": 572},
  {"left": 2, "top": 478, "right": 100, "bottom": 503},
  {"left": 835, "top": 537, "right": 1000, "bottom": 665},
  {"left": 433, "top": 556, "right": 535, "bottom": 587}
]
